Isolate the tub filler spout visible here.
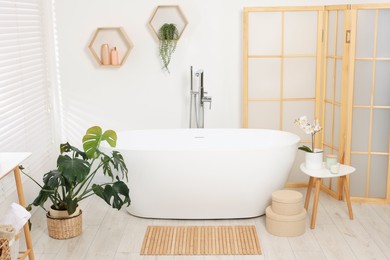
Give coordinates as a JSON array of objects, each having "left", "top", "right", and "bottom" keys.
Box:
[{"left": 190, "top": 66, "right": 212, "bottom": 128}]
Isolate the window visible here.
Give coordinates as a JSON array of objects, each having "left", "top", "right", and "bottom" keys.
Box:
[{"left": 0, "top": 0, "right": 54, "bottom": 201}]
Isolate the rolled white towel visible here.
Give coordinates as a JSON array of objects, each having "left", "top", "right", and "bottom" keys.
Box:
[{"left": 0, "top": 203, "right": 31, "bottom": 232}]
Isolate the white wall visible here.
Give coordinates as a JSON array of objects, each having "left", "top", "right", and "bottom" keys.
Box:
[
  {"left": 54, "top": 0, "right": 385, "bottom": 142},
  {"left": 2, "top": 0, "right": 387, "bottom": 218}
]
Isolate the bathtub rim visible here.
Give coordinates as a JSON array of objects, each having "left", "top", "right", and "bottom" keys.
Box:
[{"left": 108, "top": 128, "right": 301, "bottom": 152}]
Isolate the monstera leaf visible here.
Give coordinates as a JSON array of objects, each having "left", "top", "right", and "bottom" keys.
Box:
[
  {"left": 65, "top": 197, "right": 79, "bottom": 215},
  {"left": 92, "top": 181, "right": 130, "bottom": 210},
  {"left": 100, "top": 151, "right": 128, "bottom": 181},
  {"left": 28, "top": 186, "right": 53, "bottom": 210},
  {"left": 112, "top": 151, "right": 128, "bottom": 181},
  {"left": 60, "top": 142, "right": 88, "bottom": 160},
  {"left": 57, "top": 155, "right": 90, "bottom": 183},
  {"left": 82, "top": 126, "right": 117, "bottom": 158},
  {"left": 43, "top": 170, "right": 63, "bottom": 188},
  {"left": 100, "top": 153, "right": 114, "bottom": 179}
]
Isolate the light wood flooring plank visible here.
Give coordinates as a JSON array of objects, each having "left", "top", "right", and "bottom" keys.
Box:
[
  {"left": 32, "top": 227, "right": 65, "bottom": 254},
  {"left": 117, "top": 214, "right": 151, "bottom": 254},
  {"left": 288, "top": 227, "right": 322, "bottom": 252},
  {"left": 254, "top": 217, "right": 296, "bottom": 260},
  {"left": 293, "top": 251, "right": 326, "bottom": 260},
  {"left": 312, "top": 225, "right": 357, "bottom": 260},
  {"left": 174, "top": 256, "right": 204, "bottom": 260},
  {"left": 19, "top": 208, "right": 47, "bottom": 251},
  {"left": 204, "top": 256, "right": 235, "bottom": 260},
  {"left": 332, "top": 215, "right": 387, "bottom": 259},
  {"left": 234, "top": 255, "right": 265, "bottom": 260},
  {"left": 371, "top": 203, "right": 390, "bottom": 227},
  {"left": 353, "top": 203, "right": 390, "bottom": 252},
  {"left": 318, "top": 189, "right": 355, "bottom": 220},
  {"left": 27, "top": 188, "right": 390, "bottom": 260},
  {"left": 85, "top": 208, "right": 129, "bottom": 259},
  {"left": 54, "top": 226, "right": 99, "bottom": 260},
  {"left": 114, "top": 252, "right": 145, "bottom": 260},
  {"left": 33, "top": 253, "right": 58, "bottom": 260},
  {"left": 82, "top": 196, "right": 110, "bottom": 227},
  {"left": 305, "top": 191, "right": 335, "bottom": 225}
]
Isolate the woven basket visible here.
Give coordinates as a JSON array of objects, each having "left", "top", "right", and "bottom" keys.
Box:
[
  {"left": 0, "top": 238, "right": 11, "bottom": 260},
  {"left": 47, "top": 210, "right": 82, "bottom": 240}
]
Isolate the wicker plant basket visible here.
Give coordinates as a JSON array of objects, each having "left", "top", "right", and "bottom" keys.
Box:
[
  {"left": 0, "top": 238, "right": 11, "bottom": 260},
  {"left": 46, "top": 210, "right": 82, "bottom": 240}
]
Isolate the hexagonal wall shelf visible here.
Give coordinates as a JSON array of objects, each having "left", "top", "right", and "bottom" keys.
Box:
[
  {"left": 88, "top": 27, "right": 133, "bottom": 67},
  {"left": 148, "top": 5, "right": 188, "bottom": 40}
]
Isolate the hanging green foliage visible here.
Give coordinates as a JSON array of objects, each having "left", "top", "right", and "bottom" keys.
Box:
[{"left": 158, "top": 23, "right": 179, "bottom": 72}]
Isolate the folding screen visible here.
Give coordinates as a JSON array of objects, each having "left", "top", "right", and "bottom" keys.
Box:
[
  {"left": 243, "top": 7, "right": 323, "bottom": 183},
  {"left": 244, "top": 4, "right": 390, "bottom": 203},
  {"left": 320, "top": 5, "right": 350, "bottom": 197},
  {"left": 346, "top": 4, "right": 390, "bottom": 203}
]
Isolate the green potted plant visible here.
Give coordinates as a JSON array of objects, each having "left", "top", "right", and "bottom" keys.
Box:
[
  {"left": 22, "top": 126, "right": 130, "bottom": 239},
  {"left": 158, "top": 23, "right": 179, "bottom": 72}
]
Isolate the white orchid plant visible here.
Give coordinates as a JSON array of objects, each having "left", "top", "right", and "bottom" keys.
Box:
[{"left": 294, "top": 116, "right": 322, "bottom": 153}]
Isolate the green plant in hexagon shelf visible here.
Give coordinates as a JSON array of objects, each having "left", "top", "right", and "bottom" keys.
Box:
[
  {"left": 22, "top": 126, "right": 130, "bottom": 218},
  {"left": 158, "top": 23, "right": 179, "bottom": 73}
]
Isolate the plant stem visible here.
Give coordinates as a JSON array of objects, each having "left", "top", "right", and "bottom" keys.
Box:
[
  {"left": 21, "top": 169, "right": 57, "bottom": 208},
  {"left": 312, "top": 133, "right": 314, "bottom": 152},
  {"left": 78, "top": 181, "right": 116, "bottom": 201},
  {"left": 73, "top": 158, "right": 98, "bottom": 196},
  {"left": 61, "top": 184, "right": 66, "bottom": 202},
  {"left": 21, "top": 170, "right": 44, "bottom": 189},
  {"left": 78, "top": 192, "right": 95, "bottom": 201}
]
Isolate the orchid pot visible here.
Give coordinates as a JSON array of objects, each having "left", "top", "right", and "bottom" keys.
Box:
[
  {"left": 305, "top": 149, "right": 323, "bottom": 170},
  {"left": 294, "top": 116, "right": 324, "bottom": 169}
]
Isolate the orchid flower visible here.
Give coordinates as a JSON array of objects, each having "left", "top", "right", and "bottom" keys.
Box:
[{"left": 294, "top": 116, "right": 322, "bottom": 153}]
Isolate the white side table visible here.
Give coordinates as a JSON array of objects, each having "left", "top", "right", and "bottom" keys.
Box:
[
  {"left": 300, "top": 163, "right": 356, "bottom": 229},
  {"left": 0, "top": 152, "right": 34, "bottom": 260}
]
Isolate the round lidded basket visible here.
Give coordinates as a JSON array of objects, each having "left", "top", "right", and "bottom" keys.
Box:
[
  {"left": 266, "top": 206, "right": 307, "bottom": 237},
  {"left": 46, "top": 210, "right": 82, "bottom": 240},
  {"left": 271, "top": 189, "right": 303, "bottom": 216}
]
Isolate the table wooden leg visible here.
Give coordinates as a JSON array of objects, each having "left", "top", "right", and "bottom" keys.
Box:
[
  {"left": 338, "top": 176, "right": 344, "bottom": 200},
  {"left": 310, "top": 178, "right": 322, "bottom": 229},
  {"left": 341, "top": 176, "right": 354, "bottom": 220},
  {"left": 304, "top": 176, "right": 314, "bottom": 210},
  {"left": 13, "top": 166, "right": 35, "bottom": 260}
]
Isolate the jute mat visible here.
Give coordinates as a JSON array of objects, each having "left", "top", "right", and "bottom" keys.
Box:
[{"left": 140, "top": 226, "right": 262, "bottom": 255}]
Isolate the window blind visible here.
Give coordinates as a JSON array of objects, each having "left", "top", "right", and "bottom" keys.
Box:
[{"left": 0, "top": 0, "right": 54, "bottom": 200}]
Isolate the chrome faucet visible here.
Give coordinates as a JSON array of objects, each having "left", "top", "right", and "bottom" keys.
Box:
[{"left": 189, "top": 66, "right": 212, "bottom": 128}]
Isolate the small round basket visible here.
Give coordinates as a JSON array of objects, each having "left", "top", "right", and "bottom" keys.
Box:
[
  {"left": 46, "top": 210, "right": 82, "bottom": 240},
  {"left": 0, "top": 238, "right": 11, "bottom": 260}
]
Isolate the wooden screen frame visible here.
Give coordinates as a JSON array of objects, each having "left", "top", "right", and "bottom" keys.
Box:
[
  {"left": 345, "top": 4, "right": 390, "bottom": 203},
  {"left": 320, "top": 5, "right": 351, "bottom": 200},
  {"left": 243, "top": 4, "right": 390, "bottom": 204},
  {"left": 243, "top": 6, "right": 324, "bottom": 144}
]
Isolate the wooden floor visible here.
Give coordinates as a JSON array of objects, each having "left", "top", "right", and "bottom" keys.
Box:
[{"left": 21, "top": 188, "right": 390, "bottom": 260}]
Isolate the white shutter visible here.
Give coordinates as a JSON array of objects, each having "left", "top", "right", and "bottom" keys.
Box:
[{"left": 0, "top": 0, "right": 54, "bottom": 199}]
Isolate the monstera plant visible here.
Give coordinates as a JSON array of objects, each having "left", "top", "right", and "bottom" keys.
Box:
[{"left": 22, "top": 126, "right": 130, "bottom": 238}]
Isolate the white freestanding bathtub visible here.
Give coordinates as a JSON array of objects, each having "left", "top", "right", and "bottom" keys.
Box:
[{"left": 114, "top": 129, "right": 300, "bottom": 219}]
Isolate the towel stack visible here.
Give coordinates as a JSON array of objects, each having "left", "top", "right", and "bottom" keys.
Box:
[
  {"left": 0, "top": 203, "right": 31, "bottom": 241},
  {"left": 265, "top": 189, "right": 307, "bottom": 237}
]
